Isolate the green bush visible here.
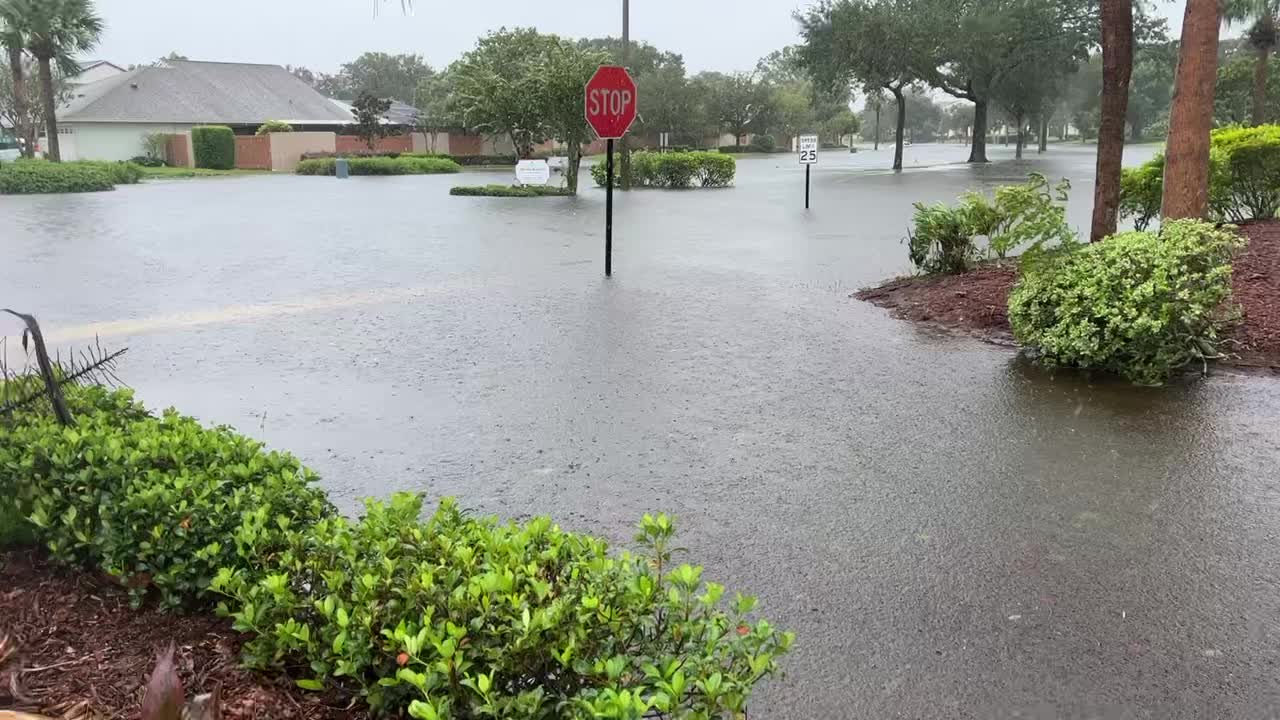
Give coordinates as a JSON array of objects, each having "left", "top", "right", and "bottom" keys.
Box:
[
  {"left": 0, "top": 386, "right": 334, "bottom": 609},
  {"left": 300, "top": 151, "right": 456, "bottom": 162},
  {"left": 0, "top": 159, "right": 116, "bottom": 194},
  {"left": 256, "top": 120, "right": 294, "bottom": 135},
  {"left": 907, "top": 173, "right": 1075, "bottom": 274},
  {"left": 296, "top": 156, "right": 462, "bottom": 176},
  {"left": 213, "top": 495, "right": 792, "bottom": 717},
  {"left": 1009, "top": 220, "right": 1242, "bottom": 384},
  {"left": 1119, "top": 124, "right": 1280, "bottom": 226},
  {"left": 449, "top": 184, "right": 572, "bottom": 197},
  {"left": 75, "top": 160, "right": 144, "bottom": 185},
  {"left": 591, "top": 151, "right": 735, "bottom": 189},
  {"left": 0, "top": 385, "right": 791, "bottom": 716},
  {"left": 191, "top": 125, "right": 236, "bottom": 170},
  {"left": 452, "top": 154, "right": 520, "bottom": 166},
  {"left": 750, "top": 135, "right": 778, "bottom": 153}
]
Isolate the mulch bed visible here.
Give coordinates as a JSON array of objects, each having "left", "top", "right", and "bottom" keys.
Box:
[
  {"left": 0, "top": 550, "right": 368, "bottom": 720},
  {"left": 855, "top": 221, "right": 1280, "bottom": 371}
]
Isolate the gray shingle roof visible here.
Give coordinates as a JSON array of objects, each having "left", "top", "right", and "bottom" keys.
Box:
[{"left": 60, "top": 60, "right": 354, "bottom": 125}]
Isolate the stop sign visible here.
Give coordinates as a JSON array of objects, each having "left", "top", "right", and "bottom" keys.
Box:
[{"left": 584, "top": 65, "right": 638, "bottom": 140}]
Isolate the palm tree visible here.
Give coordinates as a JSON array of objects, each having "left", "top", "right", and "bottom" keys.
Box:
[
  {"left": 1090, "top": 0, "right": 1134, "bottom": 242},
  {"left": 1225, "top": 0, "right": 1280, "bottom": 125},
  {"left": 0, "top": 11, "right": 32, "bottom": 157},
  {"left": 1162, "top": 0, "right": 1223, "bottom": 219},
  {"left": 0, "top": 0, "right": 102, "bottom": 162}
]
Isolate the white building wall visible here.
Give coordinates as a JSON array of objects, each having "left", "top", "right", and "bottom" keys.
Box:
[{"left": 53, "top": 123, "right": 196, "bottom": 161}]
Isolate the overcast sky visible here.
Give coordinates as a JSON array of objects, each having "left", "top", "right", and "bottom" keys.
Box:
[{"left": 92, "top": 0, "right": 1186, "bottom": 76}]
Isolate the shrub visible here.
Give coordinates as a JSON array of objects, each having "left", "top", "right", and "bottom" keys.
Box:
[
  {"left": 142, "top": 132, "right": 171, "bottom": 163},
  {"left": 191, "top": 125, "right": 236, "bottom": 170},
  {"left": 129, "top": 155, "right": 166, "bottom": 168},
  {"left": 452, "top": 154, "right": 520, "bottom": 167},
  {"left": 213, "top": 495, "right": 793, "bottom": 716},
  {"left": 256, "top": 120, "right": 294, "bottom": 135},
  {"left": 295, "top": 156, "right": 462, "bottom": 176},
  {"left": 907, "top": 173, "right": 1075, "bottom": 273},
  {"left": 449, "top": 184, "right": 572, "bottom": 197},
  {"left": 1119, "top": 124, "right": 1280, "bottom": 226},
  {"left": 907, "top": 203, "right": 976, "bottom": 274},
  {"left": 0, "top": 385, "right": 791, "bottom": 716},
  {"left": 1008, "top": 220, "right": 1243, "bottom": 384},
  {"left": 591, "top": 151, "right": 735, "bottom": 189},
  {"left": 750, "top": 135, "right": 778, "bottom": 153},
  {"left": 0, "top": 160, "right": 116, "bottom": 194},
  {"left": 0, "top": 386, "right": 335, "bottom": 609},
  {"left": 76, "top": 160, "right": 144, "bottom": 185}
]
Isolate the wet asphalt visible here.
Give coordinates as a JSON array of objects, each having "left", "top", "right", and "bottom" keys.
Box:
[{"left": 4, "top": 143, "right": 1280, "bottom": 719}]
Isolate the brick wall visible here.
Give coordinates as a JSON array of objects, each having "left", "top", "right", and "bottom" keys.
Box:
[
  {"left": 165, "top": 134, "right": 191, "bottom": 168},
  {"left": 449, "top": 134, "right": 483, "bottom": 156},
  {"left": 234, "top": 136, "right": 272, "bottom": 169},
  {"left": 335, "top": 134, "right": 414, "bottom": 154}
]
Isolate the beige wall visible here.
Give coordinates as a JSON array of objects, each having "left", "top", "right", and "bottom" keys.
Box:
[
  {"left": 269, "top": 131, "right": 336, "bottom": 172},
  {"left": 412, "top": 131, "right": 452, "bottom": 154}
]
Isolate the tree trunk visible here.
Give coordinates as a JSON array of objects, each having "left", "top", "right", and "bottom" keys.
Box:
[
  {"left": 37, "top": 56, "right": 59, "bottom": 162},
  {"left": 874, "top": 105, "right": 880, "bottom": 150},
  {"left": 1253, "top": 43, "right": 1272, "bottom": 126},
  {"left": 1091, "top": 0, "right": 1134, "bottom": 242},
  {"left": 7, "top": 46, "right": 33, "bottom": 159},
  {"left": 735, "top": 133, "right": 743, "bottom": 147},
  {"left": 1162, "top": 0, "right": 1222, "bottom": 220},
  {"left": 566, "top": 139, "right": 581, "bottom": 194},
  {"left": 892, "top": 86, "right": 906, "bottom": 171},
  {"left": 968, "top": 100, "right": 989, "bottom": 163},
  {"left": 1015, "top": 111, "right": 1025, "bottom": 159},
  {"left": 1038, "top": 115, "right": 1049, "bottom": 153}
]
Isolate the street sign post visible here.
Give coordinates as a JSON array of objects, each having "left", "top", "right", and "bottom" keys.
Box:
[
  {"left": 798, "top": 134, "right": 818, "bottom": 209},
  {"left": 585, "top": 65, "right": 638, "bottom": 277}
]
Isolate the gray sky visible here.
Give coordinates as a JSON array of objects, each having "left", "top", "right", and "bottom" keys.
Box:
[{"left": 93, "top": 0, "right": 1185, "bottom": 76}]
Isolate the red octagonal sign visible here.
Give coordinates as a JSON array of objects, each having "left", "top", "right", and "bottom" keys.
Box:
[{"left": 585, "top": 65, "right": 638, "bottom": 140}]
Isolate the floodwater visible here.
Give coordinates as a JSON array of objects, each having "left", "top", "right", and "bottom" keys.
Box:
[{"left": 4, "top": 142, "right": 1280, "bottom": 718}]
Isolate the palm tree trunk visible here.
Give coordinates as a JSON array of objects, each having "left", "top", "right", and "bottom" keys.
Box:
[
  {"left": 7, "top": 46, "right": 33, "bottom": 159},
  {"left": 1162, "top": 0, "right": 1222, "bottom": 220},
  {"left": 37, "top": 56, "right": 59, "bottom": 162},
  {"left": 968, "top": 99, "right": 989, "bottom": 163},
  {"left": 1091, "top": 0, "right": 1134, "bottom": 242},
  {"left": 1038, "top": 115, "right": 1049, "bottom": 153},
  {"left": 1252, "top": 43, "right": 1271, "bottom": 126},
  {"left": 892, "top": 86, "right": 906, "bottom": 171}
]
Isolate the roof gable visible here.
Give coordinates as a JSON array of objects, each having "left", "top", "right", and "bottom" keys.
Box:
[{"left": 60, "top": 60, "right": 355, "bottom": 125}]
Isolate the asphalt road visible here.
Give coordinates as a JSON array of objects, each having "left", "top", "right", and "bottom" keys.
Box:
[{"left": 4, "top": 143, "right": 1280, "bottom": 719}]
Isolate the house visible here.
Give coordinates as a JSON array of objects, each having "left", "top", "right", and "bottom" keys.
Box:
[
  {"left": 71, "top": 59, "right": 126, "bottom": 86},
  {"left": 48, "top": 60, "right": 355, "bottom": 162}
]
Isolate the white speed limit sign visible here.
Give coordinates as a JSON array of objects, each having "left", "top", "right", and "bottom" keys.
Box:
[{"left": 798, "top": 135, "right": 819, "bottom": 165}]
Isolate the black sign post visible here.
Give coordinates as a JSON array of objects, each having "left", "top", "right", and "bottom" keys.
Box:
[{"left": 605, "top": 139, "right": 614, "bottom": 276}]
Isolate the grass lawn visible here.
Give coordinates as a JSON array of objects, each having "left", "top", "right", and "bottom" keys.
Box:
[{"left": 140, "top": 166, "right": 269, "bottom": 179}]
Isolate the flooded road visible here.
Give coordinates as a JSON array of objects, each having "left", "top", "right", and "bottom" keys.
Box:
[{"left": 4, "top": 142, "right": 1280, "bottom": 718}]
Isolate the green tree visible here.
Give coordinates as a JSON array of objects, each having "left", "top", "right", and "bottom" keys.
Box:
[
  {"left": 821, "top": 108, "right": 860, "bottom": 145},
  {"left": 541, "top": 39, "right": 608, "bottom": 193},
  {"left": 0, "top": 0, "right": 103, "bottom": 162},
  {"left": 577, "top": 37, "right": 684, "bottom": 78},
  {"left": 695, "top": 71, "right": 774, "bottom": 146},
  {"left": 413, "top": 71, "right": 456, "bottom": 153},
  {"left": 635, "top": 63, "right": 704, "bottom": 145},
  {"left": 351, "top": 91, "right": 391, "bottom": 149},
  {"left": 326, "top": 52, "right": 433, "bottom": 103},
  {"left": 451, "top": 28, "right": 557, "bottom": 158},
  {"left": 1224, "top": 0, "right": 1280, "bottom": 125},
  {"left": 918, "top": 0, "right": 1095, "bottom": 164},
  {"left": 797, "top": 0, "right": 928, "bottom": 170},
  {"left": 902, "top": 89, "right": 943, "bottom": 143}
]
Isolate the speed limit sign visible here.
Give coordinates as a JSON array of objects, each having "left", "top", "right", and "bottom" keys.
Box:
[{"left": 798, "top": 135, "right": 819, "bottom": 165}]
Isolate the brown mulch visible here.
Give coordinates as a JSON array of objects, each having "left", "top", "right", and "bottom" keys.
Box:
[
  {"left": 0, "top": 550, "right": 368, "bottom": 720},
  {"left": 855, "top": 221, "right": 1280, "bottom": 371}
]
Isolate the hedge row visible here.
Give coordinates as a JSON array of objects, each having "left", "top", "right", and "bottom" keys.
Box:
[
  {"left": 295, "top": 156, "right": 462, "bottom": 176},
  {"left": 0, "top": 385, "right": 791, "bottom": 717},
  {"left": 0, "top": 159, "right": 143, "bottom": 194},
  {"left": 192, "top": 125, "right": 235, "bottom": 170},
  {"left": 449, "top": 184, "right": 573, "bottom": 197},
  {"left": 300, "top": 150, "right": 456, "bottom": 161},
  {"left": 591, "top": 151, "right": 735, "bottom": 189},
  {"left": 1120, "top": 124, "right": 1280, "bottom": 229}
]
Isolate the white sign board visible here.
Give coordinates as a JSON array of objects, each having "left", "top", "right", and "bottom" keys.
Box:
[
  {"left": 798, "top": 135, "right": 819, "bottom": 165},
  {"left": 515, "top": 159, "right": 551, "bottom": 186}
]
